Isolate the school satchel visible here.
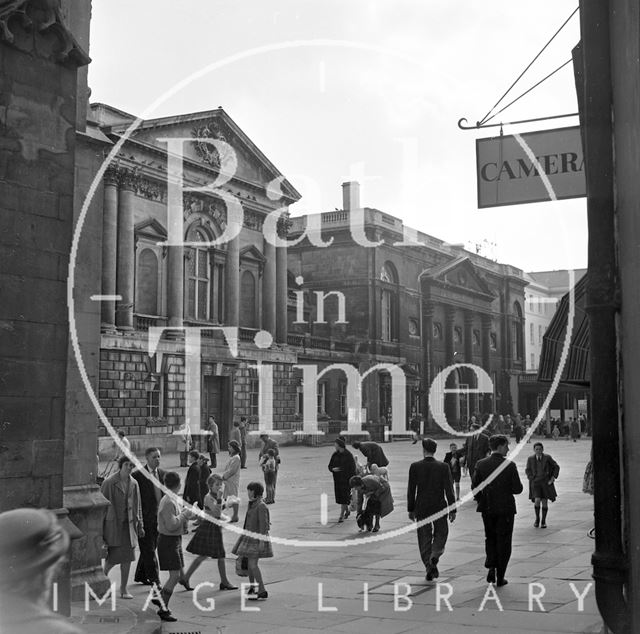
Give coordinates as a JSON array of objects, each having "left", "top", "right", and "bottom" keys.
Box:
[{"left": 235, "top": 556, "right": 249, "bottom": 577}]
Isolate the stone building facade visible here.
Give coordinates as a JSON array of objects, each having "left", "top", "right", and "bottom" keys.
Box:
[
  {"left": 287, "top": 182, "right": 528, "bottom": 431},
  {"left": 90, "top": 104, "right": 301, "bottom": 451}
]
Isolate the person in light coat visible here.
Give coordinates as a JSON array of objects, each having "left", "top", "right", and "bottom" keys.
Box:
[
  {"left": 222, "top": 440, "right": 242, "bottom": 522},
  {"left": 101, "top": 455, "right": 144, "bottom": 599}
]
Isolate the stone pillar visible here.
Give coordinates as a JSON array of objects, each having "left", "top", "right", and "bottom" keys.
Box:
[
  {"left": 225, "top": 236, "right": 240, "bottom": 326},
  {"left": 464, "top": 310, "right": 476, "bottom": 414},
  {"left": 444, "top": 305, "right": 455, "bottom": 365},
  {"left": 444, "top": 305, "right": 457, "bottom": 425},
  {"left": 115, "top": 171, "right": 135, "bottom": 330},
  {"left": 276, "top": 243, "right": 288, "bottom": 343},
  {"left": 421, "top": 301, "right": 434, "bottom": 423},
  {"left": 166, "top": 244, "right": 184, "bottom": 328},
  {"left": 481, "top": 314, "right": 493, "bottom": 413},
  {"left": 101, "top": 168, "right": 118, "bottom": 331},
  {"left": 262, "top": 238, "right": 276, "bottom": 337}
]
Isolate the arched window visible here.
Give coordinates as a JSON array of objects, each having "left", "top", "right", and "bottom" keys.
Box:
[
  {"left": 380, "top": 262, "right": 398, "bottom": 341},
  {"left": 185, "top": 227, "right": 210, "bottom": 321},
  {"left": 136, "top": 249, "right": 159, "bottom": 315},
  {"left": 512, "top": 300, "right": 524, "bottom": 360},
  {"left": 240, "top": 270, "right": 257, "bottom": 328}
]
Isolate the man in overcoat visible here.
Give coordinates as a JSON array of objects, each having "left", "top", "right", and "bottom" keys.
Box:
[
  {"left": 525, "top": 442, "right": 559, "bottom": 528},
  {"left": 407, "top": 438, "right": 456, "bottom": 580},
  {"left": 133, "top": 447, "right": 166, "bottom": 587},
  {"left": 472, "top": 434, "right": 523, "bottom": 587}
]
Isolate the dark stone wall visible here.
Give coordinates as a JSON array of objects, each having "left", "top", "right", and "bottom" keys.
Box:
[{"left": 0, "top": 20, "right": 80, "bottom": 510}]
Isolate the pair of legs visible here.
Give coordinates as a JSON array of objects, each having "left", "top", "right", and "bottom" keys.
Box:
[
  {"left": 264, "top": 473, "right": 276, "bottom": 504},
  {"left": 481, "top": 512, "right": 514, "bottom": 585},
  {"left": 103, "top": 560, "right": 132, "bottom": 598},
  {"left": 134, "top": 524, "right": 160, "bottom": 587},
  {"left": 416, "top": 516, "right": 449, "bottom": 580},
  {"left": 246, "top": 557, "right": 267, "bottom": 597},
  {"left": 183, "top": 556, "right": 234, "bottom": 587},
  {"left": 338, "top": 503, "right": 350, "bottom": 521},
  {"left": 453, "top": 478, "right": 461, "bottom": 501},
  {"left": 533, "top": 497, "right": 549, "bottom": 527}
]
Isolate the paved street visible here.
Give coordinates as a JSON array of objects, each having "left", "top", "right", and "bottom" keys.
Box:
[{"left": 74, "top": 436, "right": 601, "bottom": 634}]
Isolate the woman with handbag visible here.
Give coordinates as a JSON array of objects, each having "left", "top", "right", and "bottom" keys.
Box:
[
  {"left": 101, "top": 455, "right": 144, "bottom": 599},
  {"left": 222, "top": 441, "right": 242, "bottom": 522},
  {"left": 231, "top": 481, "right": 272, "bottom": 600}
]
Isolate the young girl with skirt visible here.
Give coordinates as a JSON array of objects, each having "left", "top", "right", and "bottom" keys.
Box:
[
  {"left": 183, "top": 474, "right": 237, "bottom": 590},
  {"left": 231, "top": 482, "right": 272, "bottom": 600}
]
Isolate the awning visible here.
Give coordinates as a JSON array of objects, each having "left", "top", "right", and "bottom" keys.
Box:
[{"left": 537, "top": 273, "right": 590, "bottom": 386}]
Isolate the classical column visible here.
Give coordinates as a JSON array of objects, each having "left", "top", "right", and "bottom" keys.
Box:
[
  {"left": 443, "top": 305, "right": 457, "bottom": 426},
  {"left": 275, "top": 216, "right": 289, "bottom": 343},
  {"left": 262, "top": 238, "right": 276, "bottom": 337},
  {"left": 276, "top": 242, "right": 288, "bottom": 343},
  {"left": 421, "top": 301, "right": 434, "bottom": 421},
  {"left": 101, "top": 167, "right": 118, "bottom": 331},
  {"left": 444, "top": 305, "right": 455, "bottom": 365},
  {"left": 115, "top": 171, "right": 135, "bottom": 330},
  {"left": 166, "top": 244, "right": 183, "bottom": 329},
  {"left": 464, "top": 310, "right": 477, "bottom": 413},
  {"left": 481, "top": 314, "right": 493, "bottom": 413},
  {"left": 225, "top": 235, "right": 239, "bottom": 326}
]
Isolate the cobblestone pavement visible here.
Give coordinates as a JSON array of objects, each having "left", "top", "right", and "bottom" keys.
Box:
[{"left": 74, "top": 436, "right": 602, "bottom": 634}]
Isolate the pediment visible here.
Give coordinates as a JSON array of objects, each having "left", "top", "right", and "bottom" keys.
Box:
[
  {"left": 239, "top": 245, "right": 266, "bottom": 264},
  {"left": 422, "top": 257, "right": 494, "bottom": 298},
  {"left": 135, "top": 218, "right": 167, "bottom": 239},
  {"left": 110, "top": 109, "right": 300, "bottom": 203}
]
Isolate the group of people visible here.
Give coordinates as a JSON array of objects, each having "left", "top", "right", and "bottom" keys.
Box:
[
  {"left": 99, "top": 431, "right": 281, "bottom": 623},
  {"left": 406, "top": 434, "right": 561, "bottom": 587}
]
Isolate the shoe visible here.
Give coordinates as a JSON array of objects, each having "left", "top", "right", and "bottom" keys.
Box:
[
  {"left": 372, "top": 526, "right": 379, "bottom": 532},
  {"left": 426, "top": 567, "right": 435, "bottom": 581},
  {"left": 534, "top": 519, "right": 540, "bottom": 528},
  {"left": 345, "top": 510, "right": 350, "bottom": 519},
  {"left": 429, "top": 559, "right": 439, "bottom": 579},
  {"left": 120, "top": 592, "right": 134, "bottom": 599},
  {"left": 248, "top": 590, "right": 268, "bottom": 600},
  {"left": 412, "top": 439, "right": 418, "bottom": 444},
  {"left": 338, "top": 517, "right": 344, "bottom": 523},
  {"left": 179, "top": 579, "right": 194, "bottom": 591},
  {"left": 157, "top": 609, "right": 177, "bottom": 622},
  {"left": 241, "top": 466, "right": 248, "bottom": 469},
  {"left": 219, "top": 582, "right": 238, "bottom": 591},
  {"left": 541, "top": 522, "right": 547, "bottom": 528},
  {"left": 246, "top": 586, "right": 257, "bottom": 595},
  {"left": 486, "top": 568, "right": 496, "bottom": 583},
  {"left": 497, "top": 579, "right": 508, "bottom": 587}
]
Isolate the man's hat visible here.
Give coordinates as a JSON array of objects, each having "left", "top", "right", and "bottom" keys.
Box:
[
  {"left": 228, "top": 440, "right": 241, "bottom": 452},
  {"left": 0, "top": 508, "right": 69, "bottom": 583}
]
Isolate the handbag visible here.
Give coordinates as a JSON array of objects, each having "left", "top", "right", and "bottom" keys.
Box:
[{"left": 235, "top": 556, "right": 249, "bottom": 577}]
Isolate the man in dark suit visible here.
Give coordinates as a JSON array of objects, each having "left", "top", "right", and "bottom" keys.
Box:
[
  {"left": 407, "top": 438, "right": 456, "bottom": 581},
  {"left": 463, "top": 422, "right": 490, "bottom": 477},
  {"left": 132, "top": 447, "right": 165, "bottom": 587},
  {"left": 525, "top": 442, "right": 560, "bottom": 528},
  {"left": 472, "top": 434, "right": 523, "bottom": 587},
  {"left": 352, "top": 440, "right": 389, "bottom": 469}
]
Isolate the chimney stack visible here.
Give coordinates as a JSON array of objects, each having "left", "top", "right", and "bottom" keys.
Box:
[{"left": 341, "top": 181, "right": 360, "bottom": 211}]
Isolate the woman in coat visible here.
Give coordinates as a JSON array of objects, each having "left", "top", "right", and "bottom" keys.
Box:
[
  {"left": 328, "top": 438, "right": 356, "bottom": 522},
  {"left": 222, "top": 440, "right": 242, "bottom": 522},
  {"left": 183, "top": 450, "right": 201, "bottom": 505},
  {"left": 101, "top": 455, "right": 144, "bottom": 599},
  {"left": 525, "top": 442, "right": 560, "bottom": 528}
]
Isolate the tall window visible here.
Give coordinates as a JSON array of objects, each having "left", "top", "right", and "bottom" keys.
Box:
[
  {"left": 317, "top": 382, "right": 327, "bottom": 414},
  {"left": 240, "top": 270, "right": 257, "bottom": 328},
  {"left": 249, "top": 376, "right": 259, "bottom": 417},
  {"left": 338, "top": 382, "right": 347, "bottom": 416},
  {"left": 186, "top": 227, "right": 210, "bottom": 320},
  {"left": 137, "top": 249, "right": 159, "bottom": 315},
  {"left": 538, "top": 325, "right": 543, "bottom": 345},
  {"left": 380, "top": 262, "right": 398, "bottom": 342},
  {"left": 512, "top": 301, "right": 524, "bottom": 360},
  {"left": 147, "top": 383, "right": 160, "bottom": 418},
  {"left": 530, "top": 353, "right": 535, "bottom": 370},
  {"left": 530, "top": 323, "right": 535, "bottom": 345}
]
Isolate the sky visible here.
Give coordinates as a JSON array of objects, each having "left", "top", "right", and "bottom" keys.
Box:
[{"left": 88, "top": 1, "right": 585, "bottom": 273}]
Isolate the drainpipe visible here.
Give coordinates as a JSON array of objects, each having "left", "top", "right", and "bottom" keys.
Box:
[{"left": 580, "top": 1, "right": 630, "bottom": 632}]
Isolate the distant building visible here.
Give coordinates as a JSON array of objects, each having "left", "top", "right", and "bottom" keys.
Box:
[{"left": 287, "top": 182, "right": 528, "bottom": 431}]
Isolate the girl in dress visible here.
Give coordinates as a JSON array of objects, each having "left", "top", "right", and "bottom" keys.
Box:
[
  {"left": 182, "top": 474, "right": 237, "bottom": 590},
  {"left": 231, "top": 482, "right": 272, "bottom": 600}
]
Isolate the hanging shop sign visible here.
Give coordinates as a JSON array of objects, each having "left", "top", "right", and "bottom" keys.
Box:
[{"left": 476, "top": 126, "right": 586, "bottom": 208}]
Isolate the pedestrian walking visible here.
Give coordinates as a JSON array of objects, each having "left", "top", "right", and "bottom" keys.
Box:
[
  {"left": 258, "top": 433, "right": 280, "bottom": 500},
  {"left": 472, "top": 435, "right": 523, "bottom": 587},
  {"left": 222, "top": 440, "right": 242, "bottom": 522},
  {"left": 204, "top": 415, "right": 220, "bottom": 468},
  {"left": 155, "top": 471, "right": 197, "bottom": 622},
  {"left": 328, "top": 438, "right": 356, "bottom": 522},
  {"left": 525, "top": 442, "right": 559, "bottom": 528},
  {"left": 101, "top": 455, "right": 144, "bottom": 599},
  {"left": 352, "top": 440, "right": 389, "bottom": 469},
  {"left": 463, "top": 422, "right": 490, "bottom": 477},
  {"left": 238, "top": 417, "right": 248, "bottom": 468},
  {"left": 570, "top": 418, "right": 581, "bottom": 442},
  {"left": 552, "top": 424, "right": 560, "bottom": 440},
  {"left": 113, "top": 429, "right": 131, "bottom": 461},
  {"left": 133, "top": 446, "right": 165, "bottom": 588},
  {"left": 513, "top": 414, "right": 525, "bottom": 443},
  {"left": 197, "top": 454, "right": 211, "bottom": 509},
  {"left": 260, "top": 449, "right": 278, "bottom": 504},
  {"left": 407, "top": 438, "right": 457, "bottom": 580},
  {"left": 410, "top": 414, "right": 422, "bottom": 444},
  {"left": 183, "top": 474, "right": 238, "bottom": 591},
  {"left": 232, "top": 481, "right": 273, "bottom": 601},
  {"left": 444, "top": 442, "right": 463, "bottom": 500},
  {"left": 183, "top": 450, "right": 201, "bottom": 506}
]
